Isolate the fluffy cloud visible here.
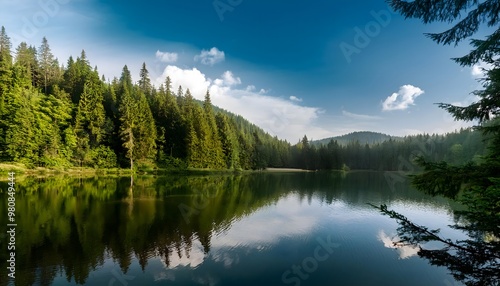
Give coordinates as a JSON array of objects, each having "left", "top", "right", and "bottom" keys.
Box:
[
  {"left": 156, "top": 66, "right": 331, "bottom": 142},
  {"left": 289, "top": 96, "right": 303, "bottom": 102},
  {"left": 155, "top": 50, "right": 178, "bottom": 63},
  {"left": 213, "top": 71, "right": 241, "bottom": 86},
  {"left": 382, "top": 85, "right": 424, "bottom": 111},
  {"left": 194, "top": 47, "right": 225, "bottom": 66},
  {"left": 471, "top": 61, "right": 493, "bottom": 78},
  {"left": 378, "top": 230, "right": 419, "bottom": 259},
  {"left": 156, "top": 65, "right": 210, "bottom": 97}
]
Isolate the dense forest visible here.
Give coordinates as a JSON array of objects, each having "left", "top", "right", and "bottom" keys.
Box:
[
  {"left": 0, "top": 27, "right": 486, "bottom": 171},
  {"left": 311, "top": 131, "right": 399, "bottom": 146}
]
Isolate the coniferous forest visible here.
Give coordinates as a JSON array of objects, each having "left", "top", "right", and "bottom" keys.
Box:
[{"left": 0, "top": 27, "right": 487, "bottom": 171}]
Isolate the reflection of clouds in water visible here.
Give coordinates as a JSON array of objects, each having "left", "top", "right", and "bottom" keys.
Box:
[
  {"left": 378, "top": 230, "right": 419, "bottom": 259},
  {"left": 160, "top": 239, "right": 206, "bottom": 269},
  {"left": 212, "top": 195, "right": 323, "bottom": 249},
  {"left": 212, "top": 251, "right": 240, "bottom": 268},
  {"left": 154, "top": 271, "right": 175, "bottom": 282},
  {"left": 192, "top": 274, "right": 219, "bottom": 286},
  {"left": 158, "top": 195, "right": 326, "bottom": 270}
]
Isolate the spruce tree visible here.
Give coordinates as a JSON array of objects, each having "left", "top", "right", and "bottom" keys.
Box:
[
  {"left": 138, "top": 62, "right": 152, "bottom": 97},
  {"left": 216, "top": 113, "right": 240, "bottom": 169},
  {"left": 14, "top": 42, "right": 38, "bottom": 88},
  {"left": 117, "top": 66, "right": 157, "bottom": 170},
  {"left": 0, "top": 27, "right": 12, "bottom": 159},
  {"left": 37, "top": 37, "right": 57, "bottom": 94},
  {"left": 74, "top": 75, "right": 106, "bottom": 146},
  {"left": 372, "top": 1, "right": 500, "bottom": 284},
  {"left": 203, "top": 91, "right": 225, "bottom": 169}
]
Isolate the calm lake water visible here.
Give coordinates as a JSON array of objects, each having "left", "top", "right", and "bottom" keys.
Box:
[{"left": 0, "top": 172, "right": 465, "bottom": 286}]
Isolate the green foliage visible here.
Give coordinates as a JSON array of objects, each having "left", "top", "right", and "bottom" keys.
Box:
[
  {"left": 373, "top": 2, "right": 500, "bottom": 285},
  {"left": 0, "top": 28, "right": 488, "bottom": 173},
  {"left": 37, "top": 37, "right": 60, "bottom": 94},
  {"left": 389, "top": 0, "right": 500, "bottom": 66},
  {"left": 87, "top": 146, "right": 117, "bottom": 168}
]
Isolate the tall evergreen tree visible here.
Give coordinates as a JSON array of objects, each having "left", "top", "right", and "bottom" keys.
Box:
[
  {"left": 118, "top": 70, "right": 136, "bottom": 170},
  {"left": 216, "top": 113, "right": 240, "bottom": 169},
  {"left": 0, "top": 26, "right": 12, "bottom": 159},
  {"left": 14, "top": 42, "right": 38, "bottom": 88},
  {"left": 156, "top": 77, "right": 186, "bottom": 160},
  {"left": 37, "top": 37, "right": 57, "bottom": 94},
  {"left": 138, "top": 62, "right": 152, "bottom": 97},
  {"left": 117, "top": 66, "right": 157, "bottom": 170},
  {"left": 74, "top": 75, "right": 106, "bottom": 146},
  {"left": 203, "top": 91, "right": 225, "bottom": 169},
  {"left": 373, "top": 1, "right": 500, "bottom": 284}
]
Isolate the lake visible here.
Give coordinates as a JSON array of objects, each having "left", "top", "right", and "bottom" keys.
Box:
[{"left": 0, "top": 171, "right": 465, "bottom": 286}]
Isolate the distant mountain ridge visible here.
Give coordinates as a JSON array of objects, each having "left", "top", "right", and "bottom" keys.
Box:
[{"left": 311, "top": 131, "right": 402, "bottom": 146}]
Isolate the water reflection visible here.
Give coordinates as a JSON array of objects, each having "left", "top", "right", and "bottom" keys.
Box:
[
  {"left": 0, "top": 172, "right": 460, "bottom": 285},
  {"left": 377, "top": 230, "right": 419, "bottom": 259}
]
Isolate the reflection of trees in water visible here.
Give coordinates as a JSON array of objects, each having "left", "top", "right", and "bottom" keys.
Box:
[
  {"left": 0, "top": 172, "right": 455, "bottom": 285},
  {"left": 373, "top": 204, "right": 500, "bottom": 286}
]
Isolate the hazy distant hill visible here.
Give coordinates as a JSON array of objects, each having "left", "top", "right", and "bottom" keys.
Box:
[{"left": 312, "top": 131, "right": 401, "bottom": 146}]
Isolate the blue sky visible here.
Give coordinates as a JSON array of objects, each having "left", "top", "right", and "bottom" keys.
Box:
[{"left": 0, "top": 0, "right": 491, "bottom": 142}]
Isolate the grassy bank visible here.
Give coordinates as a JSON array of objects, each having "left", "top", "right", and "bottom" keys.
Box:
[{"left": 0, "top": 162, "right": 251, "bottom": 180}]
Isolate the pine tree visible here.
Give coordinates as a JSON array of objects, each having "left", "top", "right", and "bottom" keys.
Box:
[
  {"left": 156, "top": 77, "right": 186, "bottom": 160},
  {"left": 389, "top": 0, "right": 500, "bottom": 66},
  {"left": 37, "top": 37, "right": 57, "bottom": 94},
  {"left": 216, "top": 113, "right": 240, "bottom": 169},
  {"left": 117, "top": 66, "right": 157, "bottom": 170},
  {"left": 14, "top": 42, "right": 38, "bottom": 88},
  {"left": 0, "top": 26, "right": 12, "bottom": 104},
  {"left": 134, "top": 89, "right": 157, "bottom": 161},
  {"left": 118, "top": 73, "right": 136, "bottom": 170},
  {"left": 138, "top": 62, "right": 152, "bottom": 97},
  {"left": 0, "top": 26, "right": 12, "bottom": 159},
  {"left": 374, "top": 1, "right": 500, "bottom": 284},
  {"left": 74, "top": 75, "right": 106, "bottom": 146},
  {"left": 203, "top": 91, "right": 225, "bottom": 169}
]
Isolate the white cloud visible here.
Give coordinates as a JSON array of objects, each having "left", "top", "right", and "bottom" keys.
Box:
[
  {"left": 155, "top": 66, "right": 332, "bottom": 142},
  {"left": 378, "top": 230, "right": 419, "bottom": 259},
  {"left": 159, "top": 238, "right": 206, "bottom": 269},
  {"left": 342, "top": 110, "right": 382, "bottom": 120},
  {"left": 382, "top": 85, "right": 424, "bottom": 111},
  {"left": 155, "top": 50, "right": 178, "bottom": 63},
  {"left": 289, "top": 96, "right": 303, "bottom": 102},
  {"left": 471, "top": 61, "right": 493, "bottom": 78},
  {"left": 156, "top": 65, "right": 210, "bottom": 97},
  {"left": 213, "top": 71, "right": 241, "bottom": 87},
  {"left": 245, "top": 85, "right": 256, "bottom": 92},
  {"left": 194, "top": 47, "right": 225, "bottom": 66}
]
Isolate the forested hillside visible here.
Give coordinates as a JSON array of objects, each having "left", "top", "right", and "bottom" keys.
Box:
[
  {"left": 0, "top": 27, "right": 293, "bottom": 170},
  {"left": 312, "top": 131, "right": 400, "bottom": 146},
  {"left": 0, "top": 27, "right": 487, "bottom": 171}
]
